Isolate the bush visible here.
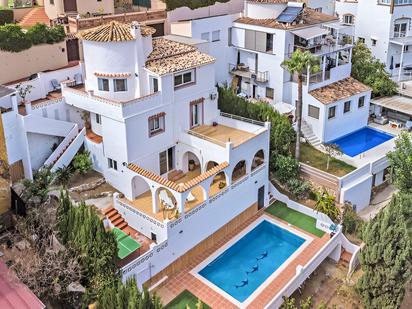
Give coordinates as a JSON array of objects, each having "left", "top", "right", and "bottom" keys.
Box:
[
  {"left": 21, "top": 167, "right": 54, "bottom": 205},
  {"left": 26, "top": 23, "right": 65, "bottom": 45},
  {"left": 286, "top": 178, "right": 311, "bottom": 200},
  {"left": 0, "top": 9, "right": 13, "bottom": 25},
  {"left": 274, "top": 155, "right": 299, "bottom": 183},
  {"left": 218, "top": 86, "right": 295, "bottom": 158},
  {"left": 0, "top": 24, "right": 32, "bottom": 52},
  {"left": 73, "top": 151, "right": 93, "bottom": 175},
  {"left": 0, "top": 23, "right": 65, "bottom": 52},
  {"left": 342, "top": 202, "right": 364, "bottom": 236}
]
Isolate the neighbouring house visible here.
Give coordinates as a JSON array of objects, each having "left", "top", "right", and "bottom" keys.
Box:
[
  {"left": 335, "top": 0, "right": 412, "bottom": 81},
  {"left": 44, "top": 0, "right": 115, "bottom": 20},
  {"left": 0, "top": 20, "right": 360, "bottom": 308}
]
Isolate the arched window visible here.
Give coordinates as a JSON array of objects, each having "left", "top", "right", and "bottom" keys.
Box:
[
  {"left": 209, "top": 172, "right": 227, "bottom": 196},
  {"left": 251, "top": 150, "right": 265, "bottom": 171},
  {"left": 232, "top": 160, "right": 247, "bottom": 182}
]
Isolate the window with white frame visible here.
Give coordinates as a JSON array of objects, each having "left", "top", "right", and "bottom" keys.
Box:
[
  {"left": 328, "top": 106, "right": 336, "bottom": 119},
  {"left": 98, "top": 78, "right": 109, "bottom": 91},
  {"left": 344, "top": 101, "right": 351, "bottom": 113},
  {"left": 201, "top": 32, "right": 210, "bottom": 41},
  {"left": 113, "top": 79, "right": 127, "bottom": 92},
  {"left": 343, "top": 14, "right": 354, "bottom": 25},
  {"left": 212, "top": 30, "right": 220, "bottom": 42},
  {"left": 358, "top": 96, "right": 365, "bottom": 108},
  {"left": 308, "top": 105, "right": 320, "bottom": 119},
  {"left": 174, "top": 70, "right": 194, "bottom": 87},
  {"left": 190, "top": 98, "right": 204, "bottom": 128},
  {"left": 108, "top": 158, "right": 118, "bottom": 171},
  {"left": 394, "top": 22, "right": 408, "bottom": 38},
  {"left": 148, "top": 112, "right": 165, "bottom": 137}
]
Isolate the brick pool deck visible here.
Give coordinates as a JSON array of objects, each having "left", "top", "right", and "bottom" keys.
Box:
[{"left": 155, "top": 211, "right": 331, "bottom": 308}]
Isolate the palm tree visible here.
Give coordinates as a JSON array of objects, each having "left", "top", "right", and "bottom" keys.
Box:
[
  {"left": 314, "top": 189, "right": 340, "bottom": 222},
  {"left": 281, "top": 49, "right": 320, "bottom": 160}
]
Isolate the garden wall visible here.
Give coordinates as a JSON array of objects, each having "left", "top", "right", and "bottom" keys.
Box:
[{"left": 0, "top": 41, "right": 68, "bottom": 84}]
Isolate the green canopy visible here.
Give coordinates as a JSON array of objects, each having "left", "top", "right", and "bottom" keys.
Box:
[{"left": 112, "top": 227, "right": 141, "bottom": 259}]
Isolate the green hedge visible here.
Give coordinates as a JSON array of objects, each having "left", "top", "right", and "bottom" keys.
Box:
[
  {"left": 218, "top": 87, "right": 296, "bottom": 165},
  {"left": 163, "top": 0, "right": 230, "bottom": 10},
  {"left": 0, "top": 9, "right": 13, "bottom": 25},
  {"left": 0, "top": 23, "right": 65, "bottom": 52}
]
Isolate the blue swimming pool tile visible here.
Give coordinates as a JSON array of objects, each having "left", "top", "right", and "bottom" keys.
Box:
[
  {"left": 198, "top": 220, "right": 305, "bottom": 302},
  {"left": 330, "top": 127, "right": 394, "bottom": 157}
]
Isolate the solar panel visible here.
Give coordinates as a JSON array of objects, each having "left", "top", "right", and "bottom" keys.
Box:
[{"left": 277, "top": 6, "right": 303, "bottom": 23}]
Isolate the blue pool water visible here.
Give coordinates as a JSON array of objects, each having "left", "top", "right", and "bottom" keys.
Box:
[
  {"left": 331, "top": 127, "right": 394, "bottom": 157},
  {"left": 198, "top": 220, "right": 305, "bottom": 302}
]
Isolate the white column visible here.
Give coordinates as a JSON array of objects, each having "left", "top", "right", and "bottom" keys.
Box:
[
  {"left": 151, "top": 190, "right": 158, "bottom": 214},
  {"left": 322, "top": 55, "right": 326, "bottom": 81},
  {"left": 399, "top": 45, "right": 405, "bottom": 82}
]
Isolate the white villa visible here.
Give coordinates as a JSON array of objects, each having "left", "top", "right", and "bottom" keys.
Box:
[
  {"left": 335, "top": 0, "right": 412, "bottom": 81},
  {"left": 0, "top": 18, "right": 362, "bottom": 308}
]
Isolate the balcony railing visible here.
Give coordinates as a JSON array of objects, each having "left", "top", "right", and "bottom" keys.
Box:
[{"left": 229, "top": 64, "right": 269, "bottom": 83}]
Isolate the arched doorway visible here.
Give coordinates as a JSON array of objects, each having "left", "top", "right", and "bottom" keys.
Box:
[
  {"left": 181, "top": 151, "right": 201, "bottom": 174},
  {"left": 251, "top": 150, "right": 265, "bottom": 171},
  {"left": 209, "top": 171, "right": 227, "bottom": 196},
  {"left": 232, "top": 160, "right": 247, "bottom": 182},
  {"left": 205, "top": 161, "right": 219, "bottom": 171},
  {"left": 184, "top": 185, "right": 207, "bottom": 212},
  {"left": 156, "top": 187, "right": 178, "bottom": 220}
]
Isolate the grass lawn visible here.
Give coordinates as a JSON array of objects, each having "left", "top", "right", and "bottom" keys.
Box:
[
  {"left": 299, "top": 142, "right": 355, "bottom": 177},
  {"left": 265, "top": 201, "right": 325, "bottom": 237},
  {"left": 165, "top": 290, "right": 211, "bottom": 309}
]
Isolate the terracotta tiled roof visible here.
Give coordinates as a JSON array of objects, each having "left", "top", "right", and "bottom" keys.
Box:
[
  {"left": 94, "top": 72, "right": 131, "bottom": 78},
  {"left": 145, "top": 38, "right": 215, "bottom": 75},
  {"left": 234, "top": 8, "right": 338, "bottom": 30},
  {"left": 77, "top": 21, "right": 155, "bottom": 42},
  {"left": 128, "top": 162, "right": 229, "bottom": 193},
  {"left": 309, "top": 77, "right": 371, "bottom": 105}
]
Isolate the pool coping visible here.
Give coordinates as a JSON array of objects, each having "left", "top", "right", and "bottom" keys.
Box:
[{"left": 189, "top": 215, "right": 314, "bottom": 308}]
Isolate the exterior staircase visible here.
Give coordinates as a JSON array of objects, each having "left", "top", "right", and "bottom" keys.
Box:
[
  {"left": 103, "top": 206, "right": 129, "bottom": 231},
  {"left": 301, "top": 120, "right": 321, "bottom": 147},
  {"left": 19, "top": 7, "right": 50, "bottom": 28},
  {"left": 340, "top": 249, "right": 352, "bottom": 267}
]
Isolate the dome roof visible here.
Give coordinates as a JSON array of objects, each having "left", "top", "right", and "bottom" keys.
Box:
[{"left": 77, "top": 21, "right": 155, "bottom": 43}]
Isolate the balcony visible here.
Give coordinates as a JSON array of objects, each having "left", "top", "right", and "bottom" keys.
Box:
[{"left": 229, "top": 64, "right": 269, "bottom": 83}]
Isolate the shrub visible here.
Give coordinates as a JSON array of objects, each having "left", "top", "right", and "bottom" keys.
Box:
[
  {"left": 286, "top": 178, "right": 311, "bottom": 200},
  {"left": 21, "top": 167, "right": 54, "bottom": 205},
  {"left": 0, "top": 24, "right": 32, "bottom": 52},
  {"left": 0, "top": 23, "right": 65, "bottom": 52},
  {"left": 274, "top": 155, "right": 299, "bottom": 183},
  {"left": 55, "top": 165, "right": 74, "bottom": 187},
  {"left": 342, "top": 202, "right": 363, "bottom": 235},
  {"left": 72, "top": 151, "right": 93, "bottom": 175},
  {"left": 314, "top": 189, "right": 340, "bottom": 222},
  {"left": 0, "top": 9, "right": 13, "bottom": 25},
  {"left": 26, "top": 23, "right": 65, "bottom": 45}
]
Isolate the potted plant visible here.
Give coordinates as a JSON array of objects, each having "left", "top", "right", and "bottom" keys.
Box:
[
  {"left": 15, "top": 83, "right": 33, "bottom": 104},
  {"left": 188, "top": 159, "right": 195, "bottom": 171}
]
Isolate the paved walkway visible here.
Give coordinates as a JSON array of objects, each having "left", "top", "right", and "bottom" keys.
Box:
[
  {"left": 155, "top": 212, "right": 330, "bottom": 308},
  {"left": 358, "top": 184, "right": 396, "bottom": 221}
]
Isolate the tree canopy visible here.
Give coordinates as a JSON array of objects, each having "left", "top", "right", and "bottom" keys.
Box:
[
  {"left": 351, "top": 41, "right": 398, "bottom": 97},
  {"left": 357, "top": 192, "right": 412, "bottom": 308},
  {"left": 387, "top": 131, "right": 412, "bottom": 192}
]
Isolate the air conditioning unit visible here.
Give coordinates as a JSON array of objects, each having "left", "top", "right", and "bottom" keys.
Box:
[{"left": 210, "top": 93, "right": 217, "bottom": 100}]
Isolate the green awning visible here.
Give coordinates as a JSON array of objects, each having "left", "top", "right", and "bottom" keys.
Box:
[{"left": 112, "top": 227, "right": 141, "bottom": 259}]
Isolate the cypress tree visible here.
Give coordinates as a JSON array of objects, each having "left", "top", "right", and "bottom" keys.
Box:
[{"left": 357, "top": 192, "right": 412, "bottom": 308}]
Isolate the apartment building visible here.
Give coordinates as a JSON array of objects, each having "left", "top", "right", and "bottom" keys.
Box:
[{"left": 335, "top": 0, "right": 412, "bottom": 81}]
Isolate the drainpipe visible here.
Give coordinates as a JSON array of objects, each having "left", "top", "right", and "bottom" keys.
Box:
[{"left": 390, "top": 0, "right": 395, "bottom": 15}]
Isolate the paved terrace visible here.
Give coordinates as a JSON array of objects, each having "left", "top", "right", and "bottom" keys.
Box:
[
  {"left": 190, "top": 124, "right": 257, "bottom": 148},
  {"left": 120, "top": 166, "right": 227, "bottom": 222},
  {"left": 155, "top": 211, "right": 330, "bottom": 308}
]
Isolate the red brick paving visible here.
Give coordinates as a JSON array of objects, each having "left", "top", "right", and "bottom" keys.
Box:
[{"left": 155, "top": 211, "right": 331, "bottom": 308}]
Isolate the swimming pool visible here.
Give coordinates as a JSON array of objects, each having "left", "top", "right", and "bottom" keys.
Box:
[
  {"left": 197, "top": 219, "right": 306, "bottom": 303},
  {"left": 331, "top": 127, "right": 394, "bottom": 157}
]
